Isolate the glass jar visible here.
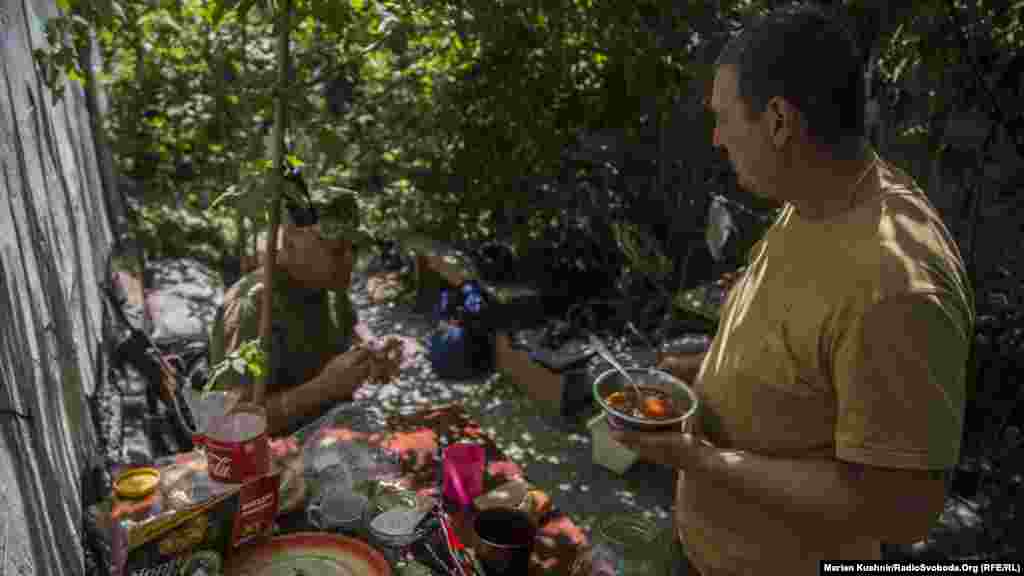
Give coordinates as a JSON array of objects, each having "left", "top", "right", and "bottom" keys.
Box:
[{"left": 588, "top": 516, "right": 664, "bottom": 576}]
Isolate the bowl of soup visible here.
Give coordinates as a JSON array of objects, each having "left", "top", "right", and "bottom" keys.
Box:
[{"left": 593, "top": 368, "right": 698, "bottom": 431}]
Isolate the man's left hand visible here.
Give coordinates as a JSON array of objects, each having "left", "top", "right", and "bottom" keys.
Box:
[
  {"left": 609, "top": 429, "right": 709, "bottom": 471},
  {"left": 364, "top": 337, "right": 404, "bottom": 384}
]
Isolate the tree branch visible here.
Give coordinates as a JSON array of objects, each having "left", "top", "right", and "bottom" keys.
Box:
[
  {"left": 256, "top": 0, "right": 292, "bottom": 405},
  {"left": 944, "top": 0, "right": 1020, "bottom": 153}
]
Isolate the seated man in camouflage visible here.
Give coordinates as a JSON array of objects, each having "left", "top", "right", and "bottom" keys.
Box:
[{"left": 209, "top": 193, "right": 383, "bottom": 436}]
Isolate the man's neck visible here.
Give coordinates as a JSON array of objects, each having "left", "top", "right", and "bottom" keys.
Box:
[{"left": 785, "top": 142, "right": 877, "bottom": 221}]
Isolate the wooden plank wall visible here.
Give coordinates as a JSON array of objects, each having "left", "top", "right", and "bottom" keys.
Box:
[{"left": 1, "top": 0, "right": 115, "bottom": 573}]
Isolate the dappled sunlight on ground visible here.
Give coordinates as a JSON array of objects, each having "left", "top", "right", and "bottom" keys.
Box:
[{"left": 339, "top": 272, "right": 680, "bottom": 550}]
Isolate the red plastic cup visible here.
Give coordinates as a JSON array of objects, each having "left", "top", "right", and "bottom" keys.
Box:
[
  {"left": 443, "top": 443, "right": 486, "bottom": 509},
  {"left": 203, "top": 403, "right": 270, "bottom": 484}
]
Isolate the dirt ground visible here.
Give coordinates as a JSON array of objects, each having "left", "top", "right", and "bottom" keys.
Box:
[{"left": 349, "top": 262, "right": 681, "bottom": 540}]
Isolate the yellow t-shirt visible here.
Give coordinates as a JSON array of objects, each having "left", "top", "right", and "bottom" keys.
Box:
[{"left": 676, "top": 156, "right": 975, "bottom": 575}]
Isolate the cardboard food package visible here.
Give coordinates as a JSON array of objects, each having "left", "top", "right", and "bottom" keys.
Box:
[
  {"left": 93, "top": 452, "right": 280, "bottom": 576},
  {"left": 113, "top": 488, "right": 240, "bottom": 576}
]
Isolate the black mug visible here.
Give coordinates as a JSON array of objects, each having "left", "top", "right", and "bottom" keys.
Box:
[{"left": 473, "top": 507, "right": 536, "bottom": 575}]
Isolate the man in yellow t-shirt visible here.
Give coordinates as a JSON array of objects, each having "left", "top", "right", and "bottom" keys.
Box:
[{"left": 613, "top": 4, "right": 975, "bottom": 575}]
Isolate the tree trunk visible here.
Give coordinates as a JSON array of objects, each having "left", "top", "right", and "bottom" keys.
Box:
[
  {"left": 256, "top": 0, "right": 292, "bottom": 404},
  {"left": 237, "top": 15, "right": 248, "bottom": 274},
  {"left": 216, "top": 44, "right": 227, "bottom": 200}
]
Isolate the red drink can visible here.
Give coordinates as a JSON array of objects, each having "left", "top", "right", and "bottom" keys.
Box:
[{"left": 204, "top": 404, "right": 270, "bottom": 484}]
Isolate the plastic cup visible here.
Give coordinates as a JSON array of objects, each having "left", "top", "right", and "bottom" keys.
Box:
[
  {"left": 183, "top": 389, "right": 240, "bottom": 450},
  {"left": 442, "top": 443, "right": 486, "bottom": 510},
  {"left": 307, "top": 488, "right": 369, "bottom": 535}
]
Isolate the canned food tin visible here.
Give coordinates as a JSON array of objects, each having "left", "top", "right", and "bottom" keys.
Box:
[{"left": 204, "top": 403, "right": 270, "bottom": 483}]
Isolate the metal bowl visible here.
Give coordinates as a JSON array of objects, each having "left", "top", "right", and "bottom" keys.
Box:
[
  {"left": 366, "top": 508, "right": 433, "bottom": 550},
  {"left": 592, "top": 367, "right": 698, "bottom": 432},
  {"left": 364, "top": 488, "right": 433, "bottom": 550}
]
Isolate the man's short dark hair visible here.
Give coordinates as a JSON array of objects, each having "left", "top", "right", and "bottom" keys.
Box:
[{"left": 715, "top": 2, "right": 865, "bottom": 155}]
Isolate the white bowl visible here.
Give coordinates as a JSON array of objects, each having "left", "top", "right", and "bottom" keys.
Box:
[{"left": 592, "top": 368, "right": 698, "bottom": 432}]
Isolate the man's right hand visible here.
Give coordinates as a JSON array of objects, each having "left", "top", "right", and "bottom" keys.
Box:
[
  {"left": 264, "top": 348, "right": 373, "bottom": 436},
  {"left": 365, "top": 337, "right": 404, "bottom": 384}
]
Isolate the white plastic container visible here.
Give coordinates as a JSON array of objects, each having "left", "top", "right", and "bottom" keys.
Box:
[{"left": 587, "top": 413, "right": 638, "bottom": 475}]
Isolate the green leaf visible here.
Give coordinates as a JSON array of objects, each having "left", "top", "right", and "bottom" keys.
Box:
[
  {"left": 285, "top": 154, "right": 305, "bottom": 167},
  {"left": 67, "top": 68, "right": 86, "bottom": 86},
  {"left": 56, "top": 0, "right": 70, "bottom": 12},
  {"left": 212, "top": 1, "right": 227, "bottom": 25},
  {"left": 236, "top": 0, "right": 258, "bottom": 19},
  {"left": 209, "top": 185, "right": 243, "bottom": 210},
  {"left": 198, "top": 2, "right": 216, "bottom": 24},
  {"left": 205, "top": 364, "right": 231, "bottom": 391},
  {"left": 109, "top": 1, "right": 126, "bottom": 24}
]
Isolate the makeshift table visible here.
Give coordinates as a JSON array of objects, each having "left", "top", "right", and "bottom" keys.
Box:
[
  {"left": 261, "top": 402, "right": 591, "bottom": 575},
  {"left": 88, "top": 401, "right": 592, "bottom": 575}
]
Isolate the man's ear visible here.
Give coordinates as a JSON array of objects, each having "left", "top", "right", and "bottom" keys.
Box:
[
  {"left": 277, "top": 222, "right": 292, "bottom": 238},
  {"left": 278, "top": 224, "right": 307, "bottom": 269},
  {"left": 765, "top": 97, "right": 797, "bottom": 149}
]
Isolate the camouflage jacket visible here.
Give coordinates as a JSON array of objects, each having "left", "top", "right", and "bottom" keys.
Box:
[{"left": 208, "top": 268, "right": 358, "bottom": 394}]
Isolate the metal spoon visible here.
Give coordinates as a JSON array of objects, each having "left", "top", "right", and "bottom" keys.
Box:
[{"left": 588, "top": 333, "right": 645, "bottom": 402}]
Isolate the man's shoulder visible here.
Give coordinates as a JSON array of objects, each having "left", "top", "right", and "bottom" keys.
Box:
[
  {"left": 859, "top": 160, "right": 969, "bottom": 298},
  {"left": 874, "top": 160, "right": 953, "bottom": 236},
  {"left": 877, "top": 156, "right": 920, "bottom": 193},
  {"left": 224, "top": 268, "right": 317, "bottom": 308},
  {"left": 876, "top": 199, "right": 967, "bottom": 290},
  {"left": 210, "top": 271, "right": 264, "bottom": 365},
  {"left": 223, "top": 270, "right": 265, "bottom": 312}
]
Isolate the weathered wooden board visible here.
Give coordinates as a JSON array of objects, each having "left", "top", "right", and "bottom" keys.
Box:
[{"left": 1, "top": 0, "right": 115, "bottom": 573}]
